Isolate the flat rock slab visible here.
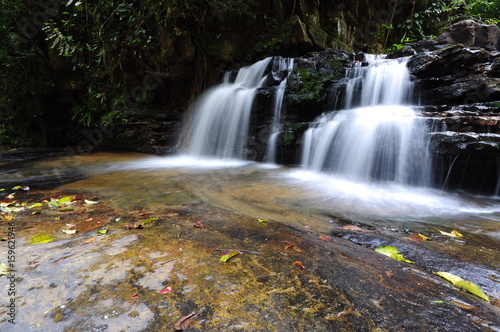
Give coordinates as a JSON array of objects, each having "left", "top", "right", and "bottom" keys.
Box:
[{"left": 1, "top": 191, "right": 499, "bottom": 332}]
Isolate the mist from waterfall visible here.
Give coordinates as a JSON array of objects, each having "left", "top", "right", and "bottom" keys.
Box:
[{"left": 301, "top": 57, "right": 432, "bottom": 186}]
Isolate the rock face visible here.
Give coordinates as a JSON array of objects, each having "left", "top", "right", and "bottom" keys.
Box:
[
  {"left": 413, "top": 20, "right": 500, "bottom": 52},
  {"left": 246, "top": 22, "right": 500, "bottom": 194}
]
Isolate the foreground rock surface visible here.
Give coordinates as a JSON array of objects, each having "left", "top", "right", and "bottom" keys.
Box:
[{"left": 0, "top": 153, "right": 499, "bottom": 331}]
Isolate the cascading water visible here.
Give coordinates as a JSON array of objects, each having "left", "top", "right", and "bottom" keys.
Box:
[
  {"left": 264, "top": 58, "right": 294, "bottom": 163},
  {"left": 301, "top": 57, "right": 432, "bottom": 186},
  {"left": 183, "top": 57, "right": 272, "bottom": 159}
]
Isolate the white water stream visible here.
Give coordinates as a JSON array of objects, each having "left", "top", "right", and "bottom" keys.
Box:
[
  {"left": 301, "top": 56, "right": 431, "bottom": 186},
  {"left": 183, "top": 57, "right": 272, "bottom": 159}
]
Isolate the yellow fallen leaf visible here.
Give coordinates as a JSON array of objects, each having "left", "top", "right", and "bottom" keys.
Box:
[
  {"left": 220, "top": 250, "right": 239, "bottom": 262},
  {"left": 435, "top": 272, "right": 489, "bottom": 302},
  {"left": 436, "top": 228, "right": 463, "bottom": 238},
  {"left": 454, "top": 280, "right": 489, "bottom": 302},
  {"left": 258, "top": 218, "right": 269, "bottom": 223},
  {"left": 435, "top": 271, "right": 464, "bottom": 284},
  {"left": 83, "top": 237, "right": 96, "bottom": 244}
]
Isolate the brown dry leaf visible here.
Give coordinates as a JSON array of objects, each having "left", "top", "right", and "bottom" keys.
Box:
[
  {"left": 343, "top": 225, "right": 364, "bottom": 231},
  {"left": 83, "top": 237, "right": 96, "bottom": 244},
  {"left": 193, "top": 219, "right": 205, "bottom": 228},
  {"left": 319, "top": 235, "right": 330, "bottom": 242},
  {"left": 408, "top": 234, "right": 424, "bottom": 243},
  {"left": 284, "top": 244, "right": 295, "bottom": 250},
  {"left": 139, "top": 212, "right": 152, "bottom": 216},
  {"left": 174, "top": 308, "right": 205, "bottom": 331},
  {"left": 293, "top": 261, "right": 305, "bottom": 270}
]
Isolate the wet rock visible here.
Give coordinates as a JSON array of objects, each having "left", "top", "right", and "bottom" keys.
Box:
[{"left": 429, "top": 132, "right": 500, "bottom": 155}]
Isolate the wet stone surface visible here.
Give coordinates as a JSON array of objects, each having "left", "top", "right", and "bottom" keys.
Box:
[{"left": 0, "top": 154, "right": 499, "bottom": 331}]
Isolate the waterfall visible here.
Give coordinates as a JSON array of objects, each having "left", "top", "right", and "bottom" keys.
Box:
[
  {"left": 301, "top": 56, "right": 432, "bottom": 186},
  {"left": 264, "top": 58, "right": 294, "bottom": 163},
  {"left": 183, "top": 57, "right": 272, "bottom": 159}
]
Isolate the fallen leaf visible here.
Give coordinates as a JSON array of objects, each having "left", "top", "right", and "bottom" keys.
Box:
[
  {"left": 418, "top": 233, "right": 431, "bottom": 241},
  {"left": 29, "top": 233, "right": 54, "bottom": 244},
  {"left": 436, "top": 228, "right": 463, "bottom": 238},
  {"left": 28, "top": 261, "right": 38, "bottom": 265},
  {"left": 97, "top": 228, "right": 108, "bottom": 235},
  {"left": 435, "top": 272, "right": 464, "bottom": 284},
  {"left": 293, "top": 261, "right": 305, "bottom": 270},
  {"left": 21, "top": 185, "right": 30, "bottom": 191},
  {"left": 12, "top": 185, "right": 22, "bottom": 190},
  {"left": 115, "top": 218, "right": 122, "bottom": 222},
  {"left": 193, "top": 219, "right": 205, "bottom": 228},
  {"left": 408, "top": 234, "right": 424, "bottom": 243},
  {"left": 27, "top": 203, "right": 43, "bottom": 209},
  {"left": 319, "top": 235, "right": 330, "bottom": 241},
  {"left": 62, "top": 229, "right": 77, "bottom": 235},
  {"left": 160, "top": 287, "right": 172, "bottom": 294},
  {"left": 58, "top": 207, "right": 74, "bottom": 212},
  {"left": 66, "top": 223, "right": 76, "bottom": 227},
  {"left": 174, "top": 308, "right": 205, "bottom": 331},
  {"left": 1, "top": 215, "right": 14, "bottom": 222},
  {"left": 220, "top": 250, "right": 239, "bottom": 262},
  {"left": 71, "top": 194, "right": 84, "bottom": 201},
  {"left": 0, "top": 263, "right": 9, "bottom": 276},
  {"left": 375, "top": 246, "right": 414, "bottom": 264},
  {"left": 435, "top": 271, "right": 490, "bottom": 302},
  {"left": 284, "top": 244, "right": 295, "bottom": 250},
  {"left": 84, "top": 199, "right": 99, "bottom": 205},
  {"left": 139, "top": 212, "right": 152, "bottom": 216},
  {"left": 389, "top": 254, "right": 414, "bottom": 264},
  {"left": 141, "top": 217, "right": 157, "bottom": 226},
  {"left": 258, "top": 218, "right": 268, "bottom": 223},
  {"left": 84, "top": 218, "right": 94, "bottom": 222},
  {"left": 343, "top": 225, "right": 364, "bottom": 231},
  {"left": 131, "top": 294, "right": 139, "bottom": 299},
  {"left": 58, "top": 196, "right": 75, "bottom": 204},
  {"left": 375, "top": 246, "right": 400, "bottom": 255},
  {"left": 451, "top": 300, "right": 476, "bottom": 310},
  {"left": 83, "top": 237, "right": 96, "bottom": 244}
]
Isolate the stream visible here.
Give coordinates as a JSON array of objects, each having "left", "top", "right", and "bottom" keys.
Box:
[{"left": 1, "top": 152, "right": 499, "bottom": 331}]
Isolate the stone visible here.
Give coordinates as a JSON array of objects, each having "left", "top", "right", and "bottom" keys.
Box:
[{"left": 413, "top": 20, "right": 500, "bottom": 52}]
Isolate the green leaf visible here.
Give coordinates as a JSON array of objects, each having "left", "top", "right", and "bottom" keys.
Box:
[
  {"left": 0, "top": 189, "right": 5, "bottom": 192},
  {"left": 58, "top": 195, "right": 75, "bottom": 204},
  {"left": 454, "top": 280, "right": 490, "bottom": 302},
  {"left": 436, "top": 272, "right": 489, "bottom": 302},
  {"left": 28, "top": 203, "right": 43, "bottom": 209},
  {"left": 219, "top": 250, "right": 239, "bottom": 262},
  {"left": 97, "top": 228, "right": 108, "bottom": 235},
  {"left": 0, "top": 263, "right": 9, "bottom": 276},
  {"left": 141, "top": 217, "right": 157, "bottom": 226},
  {"left": 29, "top": 233, "right": 54, "bottom": 244},
  {"left": 389, "top": 254, "right": 414, "bottom": 264},
  {"left": 258, "top": 218, "right": 268, "bottom": 223},
  {"left": 376, "top": 246, "right": 413, "bottom": 263},
  {"left": 435, "top": 271, "right": 464, "bottom": 284},
  {"left": 115, "top": 218, "right": 122, "bottom": 222},
  {"left": 58, "top": 207, "right": 74, "bottom": 212},
  {"left": 12, "top": 185, "right": 22, "bottom": 190},
  {"left": 375, "top": 246, "right": 400, "bottom": 255},
  {"left": 48, "top": 201, "right": 60, "bottom": 208}
]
